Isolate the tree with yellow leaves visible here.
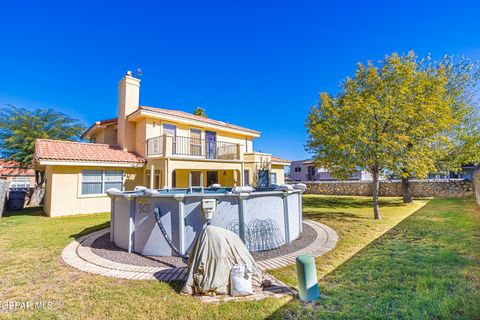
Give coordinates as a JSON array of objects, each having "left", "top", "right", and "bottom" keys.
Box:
[{"left": 306, "top": 52, "right": 479, "bottom": 218}]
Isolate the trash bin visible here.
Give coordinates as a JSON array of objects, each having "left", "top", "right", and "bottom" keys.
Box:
[{"left": 7, "top": 190, "right": 26, "bottom": 211}]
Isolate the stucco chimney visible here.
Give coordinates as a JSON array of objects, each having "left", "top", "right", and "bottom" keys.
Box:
[{"left": 117, "top": 71, "right": 140, "bottom": 151}]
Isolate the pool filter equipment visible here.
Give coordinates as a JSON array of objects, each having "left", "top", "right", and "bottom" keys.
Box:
[{"left": 201, "top": 198, "right": 217, "bottom": 224}]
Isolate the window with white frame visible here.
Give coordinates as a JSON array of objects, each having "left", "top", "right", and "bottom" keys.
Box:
[
  {"left": 190, "top": 129, "right": 202, "bottom": 156},
  {"left": 145, "top": 169, "right": 161, "bottom": 188},
  {"left": 270, "top": 172, "right": 277, "bottom": 185},
  {"left": 154, "top": 169, "right": 161, "bottom": 189},
  {"left": 10, "top": 176, "right": 31, "bottom": 189},
  {"left": 81, "top": 170, "right": 123, "bottom": 195}
]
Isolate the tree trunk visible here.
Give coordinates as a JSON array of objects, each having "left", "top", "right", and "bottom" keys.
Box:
[
  {"left": 29, "top": 171, "right": 45, "bottom": 207},
  {"left": 401, "top": 176, "right": 413, "bottom": 204},
  {"left": 372, "top": 168, "right": 381, "bottom": 220}
]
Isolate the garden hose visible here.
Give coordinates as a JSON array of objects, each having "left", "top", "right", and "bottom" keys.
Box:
[{"left": 153, "top": 207, "right": 189, "bottom": 262}]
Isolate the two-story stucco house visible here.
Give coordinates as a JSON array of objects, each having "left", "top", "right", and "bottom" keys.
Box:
[
  {"left": 34, "top": 72, "right": 290, "bottom": 217},
  {"left": 289, "top": 159, "right": 372, "bottom": 182}
]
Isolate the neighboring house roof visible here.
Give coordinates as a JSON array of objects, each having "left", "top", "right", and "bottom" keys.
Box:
[
  {"left": 271, "top": 156, "right": 291, "bottom": 164},
  {"left": 130, "top": 106, "right": 261, "bottom": 135},
  {"left": 0, "top": 160, "right": 35, "bottom": 176},
  {"left": 34, "top": 139, "right": 145, "bottom": 165}
]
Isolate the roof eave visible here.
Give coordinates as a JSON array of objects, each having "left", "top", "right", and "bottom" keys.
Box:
[
  {"left": 36, "top": 159, "right": 145, "bottom": 168},
  {"left": 128, "top": 109, "right": 261, "bottom": 138}
]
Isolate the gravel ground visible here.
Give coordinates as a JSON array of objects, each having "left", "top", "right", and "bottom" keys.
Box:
[
  {"left": 91, "top": 223, "right": 315, "bottom": 267},
  {"left": 251, "top": 223, "right": 316, "bottom": 260},
  {"left": 91, "top": 233, "right": 186, "bottom": 267}
]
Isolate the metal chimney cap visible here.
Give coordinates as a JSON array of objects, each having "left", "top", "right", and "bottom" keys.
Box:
[{"left": 126, "top": 70, "right": 133, "bottom": 76}]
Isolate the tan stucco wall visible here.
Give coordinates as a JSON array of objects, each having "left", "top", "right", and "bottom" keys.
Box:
[
  {"left": 135, "top": 118, "right": 147, "bottom": 157},
  {"left": 44, "top": 165, "right": 143, "bottom": 217},
  {"left": 90, "top": 125, "right": 117, "bottom": 145}
]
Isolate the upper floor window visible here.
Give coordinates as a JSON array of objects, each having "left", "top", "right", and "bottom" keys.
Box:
[
  {"left": 190, "top": 129, "right": 202, "bottom": 156},
  {"left": 163, "top": 124, "right": 176, "bottom": 136},
  {"left": 81, "top": 170, "right": 123, "bottom": 195},
  {"left": 294, "top": 166, "right": 302, "bottom": 172},
  {"left": 164, "top": 124, "right": 177, "bottom": 153}
]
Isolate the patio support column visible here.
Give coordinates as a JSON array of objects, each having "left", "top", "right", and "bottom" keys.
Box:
[
  {"left": 240, "top": 163, "right": 245, "bottom": 186},
  {"left": 166, "top": 159, "right": 172, "bottom": 188},
  {"left": 282, "top": 191, "right": 291, "bottom": 243},
  {"left": 149, "top": 162, "right": 154, "bottom": 188}
]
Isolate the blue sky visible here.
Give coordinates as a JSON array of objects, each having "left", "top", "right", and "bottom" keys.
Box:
[{"left": 1, "top": 1, "right": 479, "bottom": 160}]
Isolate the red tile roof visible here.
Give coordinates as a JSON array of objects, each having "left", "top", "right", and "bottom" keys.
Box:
[
  {"left": 133, "top": 106, "right": 261, "bottom": 134},
  {"left": 271, "top": 156, "right": 291, "bottom": 164},
  {"left": 34, "top": 139, "right": 145, "bottom": 164},
  {"left": 97, "top": 118, "right": 118, "bottom": 125},
  {"left": 0, "top": 160, "right": 35, "bottom": 176}
]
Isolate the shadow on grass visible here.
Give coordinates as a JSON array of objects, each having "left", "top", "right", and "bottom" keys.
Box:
[
  {"left": 166, "top": 280, "right": 185, "bottom": 293},
  {"left": 303, "top": 197, "right": 406, "bottom": 210},
  {"left": 3, "top": 206, "right": 44, "bottom": 217},
  {"left": 69, "top": 221, "right": 110, "bottom": 239},
  {"left": 304, "top": 211, "right": 369, "bottom": 221},
  {"left": 265, "top": 198, "right": 478, "bottom": 319}
]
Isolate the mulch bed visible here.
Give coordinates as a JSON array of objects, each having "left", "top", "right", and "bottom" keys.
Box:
[{"left": 91, "top": 223, "right": 316, "bottom": 268}]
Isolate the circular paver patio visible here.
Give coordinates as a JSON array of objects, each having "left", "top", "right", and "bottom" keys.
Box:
[{"left": 61, "top": 220, "right": 338, "bottom": 302}]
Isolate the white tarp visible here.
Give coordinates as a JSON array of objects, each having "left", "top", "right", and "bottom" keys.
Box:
[{"left": 181, "top": 226, "right": 263, "bottom": 295}]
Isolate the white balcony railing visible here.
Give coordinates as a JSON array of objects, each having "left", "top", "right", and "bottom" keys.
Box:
[{"left": 146, "top": 135, "right": 240, "bottom": 160}]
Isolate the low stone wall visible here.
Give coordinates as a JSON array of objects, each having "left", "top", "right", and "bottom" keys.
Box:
[
  {"left": 0, "top": 180, "right": 9, "bottom": 217},
  {"left": 304, "top": 179, "right": 474, "bottom": 198},
  {"left": 474, "top": 170, "right": 480, "bottom": 206}
]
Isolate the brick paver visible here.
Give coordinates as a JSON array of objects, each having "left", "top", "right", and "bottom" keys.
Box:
[{"left": 61, "top": 220, "right": 338, "bottom": 302}]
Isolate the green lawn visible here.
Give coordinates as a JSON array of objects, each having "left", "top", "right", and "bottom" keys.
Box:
[{"left": 0, "top": 196, "right": 478, "bottom": 319}]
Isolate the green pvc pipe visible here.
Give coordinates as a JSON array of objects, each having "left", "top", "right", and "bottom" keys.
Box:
[{"left": 296, "top": 254, "right": 319, "bottom": 302}]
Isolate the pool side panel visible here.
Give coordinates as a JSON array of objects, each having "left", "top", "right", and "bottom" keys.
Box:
[
  {"left": 287, "top": 192, "right": 301, "bottom": 242},
  {"left": 112, "top": 197, "right": 131, "bottom": 251},
  {"left": 110, "top": 190, "right": 304, "bottom": 256}
]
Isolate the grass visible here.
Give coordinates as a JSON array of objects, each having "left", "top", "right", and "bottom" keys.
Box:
[{"left": 0, "top": 196, "right": 478, "bottom": 319}]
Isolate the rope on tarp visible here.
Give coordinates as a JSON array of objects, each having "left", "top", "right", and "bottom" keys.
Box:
[{"left": 153, "top": 208, "right": 189, "bottom": 262}]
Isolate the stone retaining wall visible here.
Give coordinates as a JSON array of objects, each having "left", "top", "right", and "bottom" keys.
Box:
[
  {"left": 304, "top": 179, "right": 474, "bottom": 198},
  {"left": 0, "top": 180, "right": 9, "bottom": 217}
]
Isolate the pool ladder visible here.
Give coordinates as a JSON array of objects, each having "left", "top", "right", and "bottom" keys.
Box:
[{"left": 188, "top": 186, "right": 204, "bottom": 194}]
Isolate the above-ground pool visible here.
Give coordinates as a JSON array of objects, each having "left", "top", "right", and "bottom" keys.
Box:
[{"left": 108, "top": 186, "right": 305, "bottom": 256}]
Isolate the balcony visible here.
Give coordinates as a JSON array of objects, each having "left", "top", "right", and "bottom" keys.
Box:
[{"left": 147, "top": 135, "right": 241, "bottom": 160}]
